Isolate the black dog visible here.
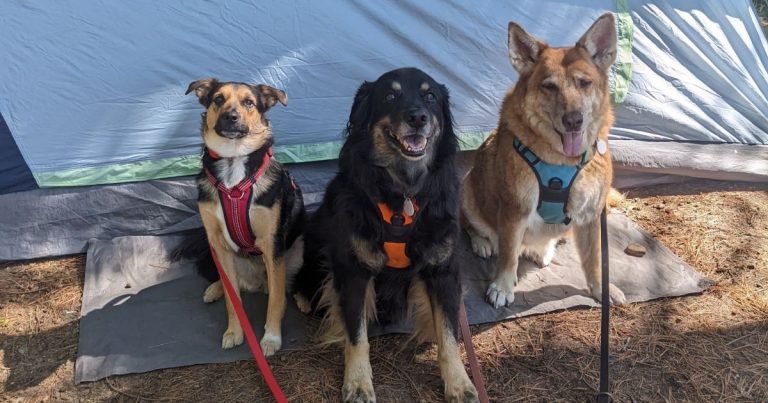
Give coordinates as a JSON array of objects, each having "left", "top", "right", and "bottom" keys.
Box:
[{"left": 293, "top": 68, "right": 478, "bottom": 402}]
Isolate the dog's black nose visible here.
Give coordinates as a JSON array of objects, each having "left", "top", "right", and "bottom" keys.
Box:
[
  {"left": 222, "top": 110, "right": 239, "bottom": 123},
  {"left": 562, "top": 111, "right": 583, "bottom": 131},
  {"left": 406, "top": 109, "right": 428, "bottom": 129}
]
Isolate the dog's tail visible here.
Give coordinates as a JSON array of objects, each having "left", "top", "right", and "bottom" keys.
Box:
[{"left": 169, "top": 228, "right": 219, "bottom": 283}]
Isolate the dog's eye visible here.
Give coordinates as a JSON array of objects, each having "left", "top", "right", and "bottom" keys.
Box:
[
  {"left": 425, "top": 92, "right": 436, "bottom": 103},
  {"left": 385, "top": 93, "right": 396, "bottom": 102},
  {"left": 213, "top": 95, "right": 225, "bottom": 106},
  {"left": 579, "top": 79, "right": 592, "bottom": 89},
  {"left": 541, "top": 82, "right": 558, "bottom": 92},
  {"left": 243, "top": 99, "right": 255, "bottom": 108}
]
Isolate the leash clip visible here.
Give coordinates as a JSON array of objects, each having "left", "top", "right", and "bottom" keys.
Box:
[{"left": 228, "top": 188, "right": 245, "bottom": 200}]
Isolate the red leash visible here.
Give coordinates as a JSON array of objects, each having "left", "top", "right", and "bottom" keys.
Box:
[
  {"left": 209, "top": 243, "right": 288, "bottom": 403},
  {"left": 459, "top": 302, "right": 490, "bottom": 403}
]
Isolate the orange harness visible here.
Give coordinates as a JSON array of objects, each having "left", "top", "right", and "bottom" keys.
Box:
[{"left": 377, "top": 199, "right": 419, "bottom": 269}]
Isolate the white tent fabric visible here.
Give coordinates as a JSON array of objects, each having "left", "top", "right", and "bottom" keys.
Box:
[
  {"left": 0, "top": 0, "right": 765, "bottom": 188},
  {"left": 617, "top": 0, "right": 768, "bottom": 145}
]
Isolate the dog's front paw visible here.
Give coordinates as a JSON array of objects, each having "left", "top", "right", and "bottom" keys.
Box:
[
  {"left": 486, "top": 280, "right": 515, "bottom": 308},
  {"left": 203, "top": 281, "right": 224, "bottom": 303},
  {"left": 445, "top": 375, "right": 479, "bottom": 403},
  {"left": 523, "top": 249, "right": 547, "bottom": 268},
  {"left": 342, "top": 376, "right": 376, "bottom": 403},
  {"left": 523, "top": 240, "right": 557, "bottom": 268},
  {"left": 590, "top": 283, "right": 627, "bottom": 305},
  {"left": 470, "top": 234, "right": 495, "bottom": 258},
  {"left": 221, "top": 328, "right": 244, "bottom": 349},
  {"left": 260, "top": 332, "right": 282, "bottom": 357}
]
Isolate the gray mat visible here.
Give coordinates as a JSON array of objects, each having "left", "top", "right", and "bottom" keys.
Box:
[{"left": 76, "top": 213, "right": 709, "bottom": 383}]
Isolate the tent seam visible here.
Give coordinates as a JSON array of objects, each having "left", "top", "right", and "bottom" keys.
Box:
[{"left": 34, "top": 131, "right": 492, "bottom": 187}]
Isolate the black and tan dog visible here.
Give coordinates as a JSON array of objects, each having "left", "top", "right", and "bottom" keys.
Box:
[
  {"left": 293, "top": 68, "right": 478, "bottom": 402},
  {"left": 461, "top": 14, "right": 626, "bottom": 308},
  {"left": 181, "top": 78, "right": 305, "bottom": 356}
]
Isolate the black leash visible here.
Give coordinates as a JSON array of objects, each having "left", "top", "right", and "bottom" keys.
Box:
[{"left": 595, "top": 207, "right": 613, "bottom": 403}]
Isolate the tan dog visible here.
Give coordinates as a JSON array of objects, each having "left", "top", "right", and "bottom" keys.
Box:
[
  {"left": 461, "top": 13, "right": 626, "bottom": 308},
  {"left": 183, "top": 79, "right": 305, "bottom": 355}
]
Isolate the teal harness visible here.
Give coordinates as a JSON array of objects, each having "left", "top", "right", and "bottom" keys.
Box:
[{"left": 513, "top": 137, "right": 588, "bottom": 225}]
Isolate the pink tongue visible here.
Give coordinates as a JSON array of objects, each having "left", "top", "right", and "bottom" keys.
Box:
[
  {"left": 405, "top": 135, "right": 427, "bottom": 149},
  {"left": 562, "top": 131, "right": 583, "bottom": 157}
]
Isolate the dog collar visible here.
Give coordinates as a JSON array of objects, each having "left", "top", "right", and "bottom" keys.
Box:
[
  {"left": 207, "top": 148, "right": 222, "bottom": 159},
  {"left": 513, "top": 137, "right": 589, "bottom": 225},
  {"left": 203, "top": 147, "right": 273, "bottom": 255},
  {"left": 378, "top": 197, "right": 420, "bottom": 270}
]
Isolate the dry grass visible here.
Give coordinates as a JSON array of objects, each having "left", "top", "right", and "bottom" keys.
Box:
[{"left": 1, "top": 179, "right": 767, "bottom": 402}]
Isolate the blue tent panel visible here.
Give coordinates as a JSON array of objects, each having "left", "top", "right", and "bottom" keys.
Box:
[{"left": 0, "top": 112, "right": 37, "bottom": 195}]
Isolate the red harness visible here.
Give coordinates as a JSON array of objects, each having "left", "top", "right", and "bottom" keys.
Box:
[{"left": 204, "top": 148, "right": 272, "bottom": 255}]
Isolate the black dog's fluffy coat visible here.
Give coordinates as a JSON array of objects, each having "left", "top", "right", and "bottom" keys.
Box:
[
  {"left": 293, "top": 68, "right": 476, "bottom": 402},
  {"left": 294, "top": 70, "right": 461, "bottom": 331}
]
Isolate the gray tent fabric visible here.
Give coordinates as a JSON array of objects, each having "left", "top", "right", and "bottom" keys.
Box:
[
  {"left": 611, "top": 141, "right": 768, "bottom": 182},
  {"left": 75, "top": 234, "right": 310, "bottom": 384},
  {"left": 1, "top": 154, "right": 737, "bottom": 261},
  {"left": 0, "top": 161, "right": 336, "bottom": 260},
  {"left": 0, "top": 180, "right": 199, "bottom": 260},
  {"left": 76, "top": 213, "right": 709, "bottom": 383}
]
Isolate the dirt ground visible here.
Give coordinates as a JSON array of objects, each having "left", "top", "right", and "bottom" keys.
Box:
[{"left": 1, "top": 179, "right": 767, "bottom": 402}]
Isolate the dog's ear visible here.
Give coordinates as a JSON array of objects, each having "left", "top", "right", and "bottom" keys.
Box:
[
  {"left": 254, "top": 84, "right": 288, "bottom": 111},
  {"left": 507, "top": 22, "right": 546, "bottom": 74},
  {"left": 438, "top": 84, "right": 455, "bottom": 137},
  {"left": 436, "top": 83, "right": 459, "bottom": 158},
  {"left": 577, "top": 13, "right": 617, "bottom": 72},
  {"left": 186, "top": 78, "right": 218, "bottom": 106},
  {"left": 347, "top": 81, "right": 373, "bottom": 134}
]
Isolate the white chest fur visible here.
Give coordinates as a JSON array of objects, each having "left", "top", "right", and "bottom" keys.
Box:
[
  {"left": 214, "top": 198, "right": 242, "bottom": 252},
  {"left": 215, "top": 156, "right": 248, "bottom": 188}
]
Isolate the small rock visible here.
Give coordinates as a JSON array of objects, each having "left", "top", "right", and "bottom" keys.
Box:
[
  {"left": 125, "top": 283, "right": 131, "bottom": 289},
  {"left": 624, "top": 243, "right": 646, "bottom": 257}
]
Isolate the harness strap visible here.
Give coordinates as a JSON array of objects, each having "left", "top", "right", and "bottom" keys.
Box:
[
  {"left": 204, "top": 148, "right": 273, "bottom": 255},
  {"left": 512, "top": 137, "right": 586, "bottom": 225},
  {"left": 459, "top": 302, "right": 490, "bottom": 403},
  {"left": 377, "top": 200, "right": 419, "bottom": 269},
  {"left": 209, "top": 243, "right": 288, "bottom": 403}
]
